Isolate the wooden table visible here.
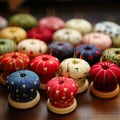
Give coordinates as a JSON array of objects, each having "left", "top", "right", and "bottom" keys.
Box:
[
  {"left": 1, "top": 83, "right": 120, "bottom": 120},
  {"left": 0, "top": 1, "right": 120, "bottom": 120}
]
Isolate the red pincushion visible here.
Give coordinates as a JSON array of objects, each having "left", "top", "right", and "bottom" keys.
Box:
[
  {"left": 46, "top": 76, "right": 78, "bottom": 108},
  {"left": 0, "top": 52, "right": 30, "bottom": 73},
  {"left": 37, "top": 16, "right": 65, "bottom": 32},
  {"left": 89, "top": 62, "right": 120, "bottom": 92},
  {"left": 27, "top": 27, "right": 53, "bottom": 43},
  {"left": 30, "top": 54, "right": 60, "bottom": 76}
]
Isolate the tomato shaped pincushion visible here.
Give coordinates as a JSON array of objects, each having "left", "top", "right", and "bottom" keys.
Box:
[
  {"left": 30, "top": 54, "right": 60, "bottom": 89},
  {"left": 46, "top": 76, "right": 78, "bottom": 114},
  {"left": 0, "top": 52, "right": 30, "bottom": 85},
  {"left": 89, "top": 62, "right": 120, "bottom": 98}
]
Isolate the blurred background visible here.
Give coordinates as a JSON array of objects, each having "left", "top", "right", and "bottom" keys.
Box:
[{"left": 0, "top": 0, "right": 120, "bottom": 24}]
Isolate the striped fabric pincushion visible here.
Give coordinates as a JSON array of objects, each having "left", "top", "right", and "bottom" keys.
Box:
[
  {"left": 0, "top": 52, "right": 30, "bottom": 85},
  {"left": 89, "top": 62, "right": 120, "bottom": 98}
]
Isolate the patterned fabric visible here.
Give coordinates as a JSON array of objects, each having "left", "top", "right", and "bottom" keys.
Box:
[
  {"left": 94, "top": 21, "right": 120, "bottom": 38},
  {"left": 0, "top": 52, "right": 30, "bottom": 73},
  {"left": 30, "top": 54, "right": 60, "bottom": 75},
  {"left": 0, "top": 39, "right": 16, "bottom": 56},
  {"left": 46, "top": 76, "right": 78, "bottom": 108},
  {"left": 89, "top": 62, "right": 120, "bottom": 92},
  {"left": 76, "top": 44, "right": 102, "bottom": 66},
  {"left": 100, "top": 48, "right": 120, "bottom": 66},
  {"left": 48, "top": 41, "right": 74, "bottom": 62},
  {"left": 17, "top": 39, "right": 48, "bottom": 58},
  {"left": 6, "top": 70, "right": 40, "bottom": 102}
]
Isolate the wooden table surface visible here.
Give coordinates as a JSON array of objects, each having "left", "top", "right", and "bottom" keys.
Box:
[
  {"left": 1, "top": 83, "right": 120, "bottom": 120},
  {"left": 1, "top": 1, "right": 120, "bottom": 120}
]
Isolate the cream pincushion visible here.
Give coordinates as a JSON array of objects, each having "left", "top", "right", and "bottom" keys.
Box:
[
  {"left": 0, "top": 26, "right": 27, "bottom": 43},
  {"left": 17, "top": 39, "right": 47, "bottom": 59},
  {"left": 94, "top": 21, "right": 120, "bottom": 38},
  {"left": 46, "top": 76, "right": 78, "bottom": 114},
  {"left": 59, "top": 58, "right": 90, "bottom": 93},
  {"left": 89, "top": 62, "right": 120, "bottom": 98},
  {"left": 65, "top": 18, "right": 92, "bottom": 35},
  {"left": 52, "top": 28, "right": 82, "bottom": 46}
]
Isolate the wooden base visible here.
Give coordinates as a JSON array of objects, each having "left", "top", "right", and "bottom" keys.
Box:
[
  {"left": 8, "top": 91, "right": 40, "bottom": 109},
  {"left": 40, "top": 83, "right": 46, "bottom": 90},
  {"left": 77, "top": 79, "right": 89, "bottom": 94},
  {"left": 0, "top": 73, "right": 7, "bottom": 85},
  {"left": 90, "top": 82, "right": 120, "bottom": 99},
  {"left": 47, "top": 98, "right": 77, "bottom": 114}
]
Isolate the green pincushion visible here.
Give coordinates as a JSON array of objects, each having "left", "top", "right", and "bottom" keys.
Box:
[{"left": 9, "top": 13, "right": 37, "bottom": 31}]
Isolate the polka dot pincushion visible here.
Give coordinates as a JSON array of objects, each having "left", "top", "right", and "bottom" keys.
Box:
[
  {"left": 17, "top": 39, "right": 48, "bottom": 59},
  {"left": 46, "top": 76, "right": 78, "bottom": 114},
  {"left": 76, "top": 44, "right": 102, "bottom": 66},
  {"left": 94, "top": 21, "right": 120, "bottom": 38},
  {"left": 7, "top": 70, "right": 40, "bottom": 109},
  {"left": 48, "top": 41, "right": 74, "bottom": 62},
  {"left": 89, "top": 62, "right": 120, "bottom": 98}
]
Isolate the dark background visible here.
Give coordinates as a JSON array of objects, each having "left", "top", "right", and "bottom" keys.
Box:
[{"left": 0, "top": 0, "right": 120, "bottom": 25}]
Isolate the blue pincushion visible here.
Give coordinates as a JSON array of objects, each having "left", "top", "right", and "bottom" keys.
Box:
[
  {"left": 76, "top": 44, "right": 102, "bottom": 66},
  {"left": 6, "top": 70, "right": 40, "bottom": 102},
  {"left": 48, "top": 41, "right": 74, "bottom": 61}
]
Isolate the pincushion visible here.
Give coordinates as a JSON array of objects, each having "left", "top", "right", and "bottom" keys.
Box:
[
  {"left": 6, "top": 70, "right": 40, "bottom": 109},
  {"left": 30, "top": 54, "right": 60, "bottom": 89},
  {"left": 65, "top": 18, "right": 92, "bottom": 35},
  {"left": 112, "top": 35, "right": 120, "bottom": 48},
  {"left": 27, "top": 27, "right": 53, "bottom": 43},
  {"left": 89, "top": 62, "right": 120, "bottom": 98},
  {"left": 17, "top": 39, "right": 48, "bottom": 59},
  {"left": 82, "top": 32, "right": 112, "bottom": 50},
  {"left": 0, "top": 39, "right": 16, "bottom": 56},
  {"left": 94, "top": 21, "right": 120, "bottom": 38},
  {"left": 0, "top": 52, "right": 30, "bottom": 85},
  {"left": 9, "top": 13, "right": 37, "bottom": 31},
  {"left": 47, "top": 41, "right": 74, "bottom": 62},
  {"left": 52, "top": 28, "right": 82, "bottom": 46},
  {"left": 0, "top": 26, "right": 27, "bottom": 43},
  {"left": 59, "top": 58, "right": 90, "bottom": 93},
  {"left": 75, "top": 44, "right": 102, "bottom": 66},
  {"left": 46, "top": 76, "right": 78, "bottom": 114},
  {"left": 37, "top": 16, "right": 65, "bottom": 32},
  {"left": 0, "top": 16, "right": 8, "bottom": 30},
  {"left": 100, "top": 48, "right": 120, "bottom": 66}
]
